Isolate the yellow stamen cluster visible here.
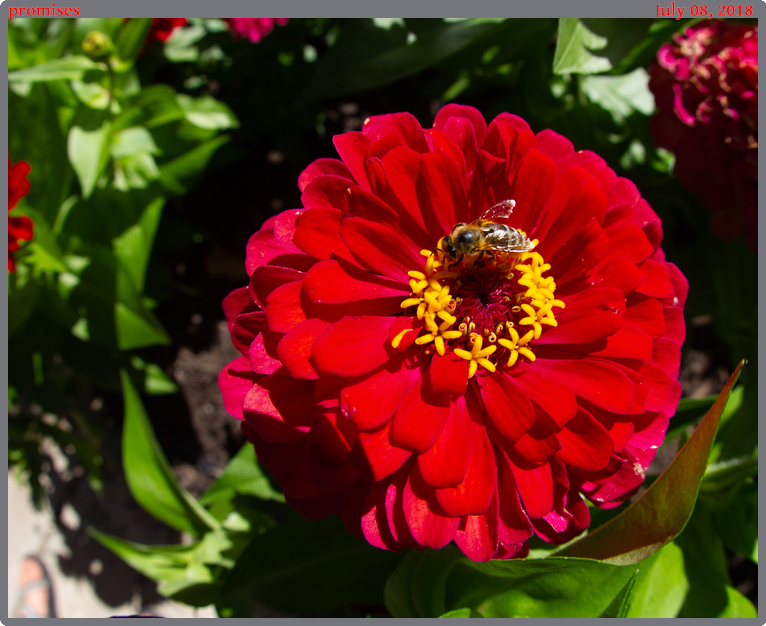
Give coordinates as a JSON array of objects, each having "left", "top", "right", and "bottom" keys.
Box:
[
  {"left": 513, "top": 251, "right": 565, "bottom": 340},
  {"left": 398, "top": 247, "right": 564, "bottom": 376},
  {"left": 454, "top": 334, "right": 497, "bottom": 378},
  {"left": 397, "top": 250, "right": 462, "bottom": 356}
]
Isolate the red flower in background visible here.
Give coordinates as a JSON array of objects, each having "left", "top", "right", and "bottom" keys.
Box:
[
  {"left": 224, "top": 18, "right": 288, "bottom": 43},
  {"left": 219, "top": 105, "right": 687, "bottom": 561},
  {"left": 648, "top": 20, "right": 758, "bottom": 251},
  {"left": 8, "top": 157, "right": 33, "bottom": 272},
  {"left": 147, "top": 18, "right": 188, "bottom": 43}
]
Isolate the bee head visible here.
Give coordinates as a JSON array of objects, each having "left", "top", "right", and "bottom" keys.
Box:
[{"left": 441, "top": 236, "right": 459, "bottom": 260}]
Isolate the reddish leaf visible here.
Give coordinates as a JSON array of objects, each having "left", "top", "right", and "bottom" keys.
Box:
[{"left": 558, "top": 361, "right": 745, "bottom": 564}]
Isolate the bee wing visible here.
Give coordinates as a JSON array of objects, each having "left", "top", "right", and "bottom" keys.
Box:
[
  {"left": 481, "top": 199, "right": 517, "bottom": 221},
  {"left": 478, "top": 228, "right": 536, "bottom": 253}
]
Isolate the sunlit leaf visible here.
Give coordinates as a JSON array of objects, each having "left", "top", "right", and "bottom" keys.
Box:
[
  {"left": 598, "top": 571, "right": 638, "bottom": 617},
  {"left": 177, "top": 94, "right": 239, "bottom": 130},
  {"left": 439, "top": 608, "right": 483, "bottom": 618},
  {"left": 624, "top": 542, "right": 687, "bottom": 617},
  {"left": 8, "top": 55, "right": 105, "bottom": 82},
  {"left": 552, "top": 19, "right": 611, "bottom": 75},
  {"left": 121, "top": 370, "right": 220, "bottom": 537},
  {"left": 158, "top": 135, "right": 230, "bottom": 194},
  {"left": 199, "top": 442, "right": 285, "bottom": 516},
  {"left": 579, "top": 68, "right": 654, "bottom": 123},
  {"left": 68, "top": 120, "right": 111, "bottom": 199},
  {"left": 557, "top": 361, "right": 745, "bottom": 564}
]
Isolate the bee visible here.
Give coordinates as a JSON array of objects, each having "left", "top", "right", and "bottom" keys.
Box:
[{"left": 440, "top": 199, "right": 535, "bottom": 264}]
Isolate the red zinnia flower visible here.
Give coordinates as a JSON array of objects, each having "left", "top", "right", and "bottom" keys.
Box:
[
  {"left": 8, "top": 157, "right": 33, "bottom": 273},
  {"left": 219, "top": 105, "right": 687, "bottom": 561},
  {"left": 648, "top": 20, "right": 758, "bottom": 251},
  {"left": 147, "top": 18, "right": 188, "bottom": 43},
  {"left": 224, "top": 18, "right": 288, "bottom": 43}
]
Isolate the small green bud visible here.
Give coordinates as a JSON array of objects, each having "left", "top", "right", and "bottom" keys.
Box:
[{"left": 82, "top": 31, "right": 113, "bottom": 59}]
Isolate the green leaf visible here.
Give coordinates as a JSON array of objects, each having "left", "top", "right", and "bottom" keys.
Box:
[
  {"left": 158, "top": 135, "right": 230, "bottom": 195},
  {"left": 129, "top": 355, "right": 178, "bottom": 395},
  {"left": 624, "top": 542, "right": 687, "bottom": 617},
  {"left": 68, "top": 120, "right": 111, "bottom": 199},
  {"left": 59, "top": 243, "right": 170, "bottom": 349},
  {"left": 8, "top": 55, "right": 105, "bottom": 82},
  {"left": 552, "top": 18, "right": 612, "bottom": 75},
  {"left": 439, "top": 608, "right": 483, "bottom": 618},
  {"left": 110, "top": 127, "right": 160, "bottom": 159},
  {"left": 121, "top": 370, "right": 220, "bottom": 537},
  {"left": 89, "top": 529, "right": 223, "bottom": 607},
  {"left": 70, "top": 79, "right": 111, "bottom": 110},
  {"left": 387, "top": 546, "right": 644, "bottom": 618},
  {"left": 199, "top": 442, "right": 284, "bottom": 515},
  {"left": 176, "top": 94, "right": 239, "bottom": 130},
  {"left": 598, "top": 571, "right": 638, "bottom": 617},
  {"left": 676, "top": 504, "right": 756, "bottom": 617},
  {"left": 114, "top": 18, "right": 151, "bottom": 65},
  {"left": 111, "top": 196, "right": 164, "bottom": 293},
  {"left": 709, "top": 480, "right": 758, "bottom": 560},
  {"left": 222, "top": 515, "right": 404, "bottom": 614},
  {"left": 557, "top": 361, "right": 745, "bottom": 564},
  {"left": 299, "top": 19, "right": 504, "bottom": 103},
  {"left": 579, "top": 68, "right": 654, "bottom": 123},
  {"left": 129, "top": 85, "right": 186, "bottom": 128}
]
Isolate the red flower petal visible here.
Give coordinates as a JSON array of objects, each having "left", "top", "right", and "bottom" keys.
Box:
[
  {"left": 403, "top": 466, "right": 460, "bottom": 549},
  {"left": 635, "top": 259, "right": 675, "bottom": 299},
  {"left": 276, "top": 318, "right": 332, "bottom": 379},
  {"left": 307, "top": 402, "right": 359, "bottom": 468},
  {"left": 624, "top": 295, "right": 666, "bottom": 340},
  {"left": 416, "top": 149, "right": 470, "bottom": 236},
  {"left": 417, "top": 392, "right": 475, "bottom": 488},
  {"left": 303, "top": 259, "right": 407, "bottom": 305},
  {"left": 298, "top": 157, "right": 352, "bottom": 191},
  {"left": 222, "top": 287, "right": 258, "bottom": 332},
  {"left": 249, "top": 330, "right": 284, "bottom": 375},
  {"left": 293, "top": 208, "right": 353, "bottom": 262},
  {"left": 429, "top": 352, "right": 469, "bottom": 396},
  {"left": 332, "top": 131, "right": 371, "bottom": 190},
  {"left": 265, "top": 280, "right": 307, "bottom": 334},
  {"left": 531, "top": 354, "right": 636, "bottom": 415},
  {"left": 270, "top": 439, "right": 329, "bottom": 498},
  {"left": 218, "top": 355, "right": 260, "bottom": 420},
  {"left": 242, "top": 377, "right": 315, "bottom": 443},
  {"left": 556, "top": 407, "right": 614, "bottom": 471},
  {"left": 549, "top": 219, "right": 610, "bottom": 288},
  {"left": 340, "top": 353, "right": 423, "bottom": 430},
  {"left": 507, "top": 148, "right": 557, "bottom": 234},
  {"left": 349, "top": 420, "right": 412, "bottom": 483},
  {"left": 535, "top": 129, "right": 574, "bottom": 161},
  {"left": 249, "top": 264, "right": 306, "bottom": 310},
  {"left": 300, "top": 174, "right": 352, "bottom": 210},
  {"left": 434, "top": 402, "right": 497, "bottom": 517},
  {"left": 231, "top": 311, "right": 267, "bottom": 355},
  {"left": 507, "top": 451, "right": 554, "bottom": 519},
  {"left": 339, "top": 216, "right": 424, "bottom": 284},
  {"left": 245, "top": 229, "right": 314, "bottom": 276},
  {"left": 478, "top": 372, "right": 535, "bottom": 442},
  {"left": 391, "top": 372, "right": 450, "bottom": 452},
  {"left": 454, "top": 496, "right": 500, "bottom": 562},
  {"left": 511, "top": 366, "right": 578, "bottom": 428},
  {"left": 312, "top": 315, "right": 397, "bottom": 378},
  {"left": 496, "top": 455, "right": 534, "bottom": 545}
]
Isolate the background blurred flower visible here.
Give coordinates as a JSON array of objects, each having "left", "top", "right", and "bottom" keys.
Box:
[
  {"left": 147, "top": 18, "right": 188, "bottom": 43},
  {"left": 219, "top": 105, "right": 687, "bottom": 561},
  {"left": 224, "top": 18, "right": 288, "bottom": 43},
  {"left": 648, "top": 20, "right": 757, "bottom": 251},
  {"left": 8, "top": 157, "right": 33, "bottom": 272}
]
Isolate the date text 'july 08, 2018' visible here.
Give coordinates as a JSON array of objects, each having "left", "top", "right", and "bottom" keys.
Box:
[{"left": 657, "top": 2, "right": 753, "bottom": 18}]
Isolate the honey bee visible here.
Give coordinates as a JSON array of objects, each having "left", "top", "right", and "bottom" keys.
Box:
[{"left": 440, "top": 199, "right": 535, "bottom": 264}]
